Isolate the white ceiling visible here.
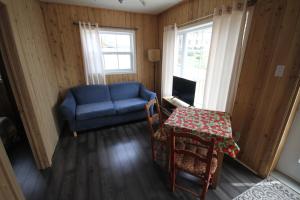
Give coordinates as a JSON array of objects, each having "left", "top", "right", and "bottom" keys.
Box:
[{"left": 40, "top": 0, "right": 182, "bottom": 14}]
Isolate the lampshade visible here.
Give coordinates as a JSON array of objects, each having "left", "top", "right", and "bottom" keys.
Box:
[{"left": 148, "top": 49, "right": 161, "bottom": 62}]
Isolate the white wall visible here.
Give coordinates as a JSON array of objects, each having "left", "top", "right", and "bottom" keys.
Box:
[{"left": 276, "top": 107, "right": 300, "bottom": 183}]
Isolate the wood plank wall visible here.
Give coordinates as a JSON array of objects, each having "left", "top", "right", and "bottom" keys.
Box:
[
  {"left": 158, "top": 0, "right": 300, "bottom": 177},
  {"left": 231, "top": 0, "right": 300, "bottom": 176},
  {"left": 0, "top": 0, "right": 60, "bottom": 168},
  {"left": 41, "top": 3, "right": 158, "bottom": 94}
]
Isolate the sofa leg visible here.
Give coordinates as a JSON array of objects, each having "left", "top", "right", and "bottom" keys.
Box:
[{"left": 73, "top": 131, "right": 78, "bottom": 138}]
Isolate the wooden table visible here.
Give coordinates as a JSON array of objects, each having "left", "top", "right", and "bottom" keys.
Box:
[
  {"left": 161, "top": 96, "right": 190, "bottom": 116},
  {"left": 164, "top": 107, "right": 240, "bottom": 188}
]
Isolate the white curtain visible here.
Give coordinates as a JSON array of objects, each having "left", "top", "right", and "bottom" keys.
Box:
[
  {"left": 79, "top": 22, "right": 106, "bottom": 85},
  {"left": 161, "top": 24, "right": 177, "bottom": 97},
  {"left": 203, "top": 1, "right": 247, "bottom": 113}
]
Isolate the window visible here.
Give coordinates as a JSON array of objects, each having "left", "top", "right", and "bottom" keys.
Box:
[
  {"left": 175, "top": 21, "right": 213, "bottom": 107},
  {"left": 100, "top": 29, "right": 136, "bottom": 74}
]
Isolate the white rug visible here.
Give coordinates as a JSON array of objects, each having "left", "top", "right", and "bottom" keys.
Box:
[{"left": 234, "top": 176, "right": 300, "bottom": 200}]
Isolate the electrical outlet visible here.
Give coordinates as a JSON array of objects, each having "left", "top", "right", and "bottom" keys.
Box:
[{"left": 275, "top": 65, "right": 285, "bottom": 77}]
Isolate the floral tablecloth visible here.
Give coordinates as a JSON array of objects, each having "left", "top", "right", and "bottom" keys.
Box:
[{"left": 164, "top": 107, "right": 240, "bottom": 158}]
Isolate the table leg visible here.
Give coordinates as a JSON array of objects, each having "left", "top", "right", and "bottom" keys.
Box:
[{"left": 211, "top": 152, "right": 224, "bottom": 189}]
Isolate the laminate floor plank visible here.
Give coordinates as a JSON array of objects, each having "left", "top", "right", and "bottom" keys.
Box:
[
  {"left": 87, "top": 133, "right": 101, "bottom": 200},
  {"left": 96, "top": 131, "right": 115, "bottom": 200},
  {"left": 111, "top": 127, "right": 147, "bottom": 200},
  {"left": 58, "top": 137, "right": 77, "bottom": 200},
  {"left": 45, "top": 137, "right": 71, "bottom": 200},
  {"left": 8, "top": 121, "right": 263, "bottom": 200},
  {"left": 74, "top": 135, "right": 89, "bottom": 200},
  {"left": 103, "top": 127, "right": 132, "bottom": 200},
  {"left": 118, "top": 125, "right": 158, "bottom": 200},
  {"left": 123, "top": 124, "right": 170, "bottom": 200}
]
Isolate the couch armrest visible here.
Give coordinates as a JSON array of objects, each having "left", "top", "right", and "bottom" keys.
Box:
[
  {"left": 59, "top": 91, "right": 76, "bottom": 121},
  {"left": 140, "top": 86, "right": 156, "bottom": 101}
]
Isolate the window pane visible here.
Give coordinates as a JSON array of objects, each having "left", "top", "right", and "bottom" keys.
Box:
[
  {"left": 176, "top": 25, "right": 212, "bottom": 81},
  {"left": 175, "top": 23, "right": 213, "bottom": 108},
  {"left": 118, "top": 54, "right": 131, "bottom": 69},
  {"left": 117, "top": 34, "right": 131, "bottom": 52},
  {"left": 99, "top": 29, "right": 136, "bottom": 74},
  {"left": 103, "top": 54, "right": 118, "bottom": 70},
  {"left": 185, "top": 28, "right": 211, "bottom": 71},
  {"left": 101, "top": 34, "right": 117, "bottom": 52},
  {"left": 177, "top": 34, "right": 184, "bottom": 67}
]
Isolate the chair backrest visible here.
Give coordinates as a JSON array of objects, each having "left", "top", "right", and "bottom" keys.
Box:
[
  {"left": 144, "top": 97, "right": 163, "bottom": 135},
  {"left": 71, "top": 85, "right": 111, "bottom": 105},
  {"left": 109, "top": 82, "right": 141, "bottom": 101},
  {"left": 171, "top": 128, "right": 215, "bottom": 177}
]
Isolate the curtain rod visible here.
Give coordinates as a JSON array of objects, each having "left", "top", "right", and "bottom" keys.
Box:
[
  {"left": 73, "top": 22, "right": 138, "bottom": 30},
  {"left": 177, "top": 14, "right": 213, "bottom": 28},
  {"left": 177, "top": 0, "right": 256, "bottom": 28}
]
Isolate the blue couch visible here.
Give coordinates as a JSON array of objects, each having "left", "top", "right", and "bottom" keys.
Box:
[{"left": 60, "top": 82, "right": 156, "bottom": 132}]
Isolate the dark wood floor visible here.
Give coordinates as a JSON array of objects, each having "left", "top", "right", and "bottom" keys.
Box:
[
  {"left": 7, "top": 140, "right": 51, "bottom": 200},
  {"left": 9, "top": 121, "right": 262, "bottom": 200}
]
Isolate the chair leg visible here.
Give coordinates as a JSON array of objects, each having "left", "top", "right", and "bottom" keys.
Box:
[
  {"left": 73, "top": 131, "right": 78, "bottom": 138},
  {"left": 167, "top": 142, "right": 171, "bottom": 172},
  {"left": 167, "top": 150, "right": 171, "bottom": 172},
  {"left": 151, "top": 138, "right": 156, "bottom": 161},
  {"left": 200, "top": 177, "right": 211, "bottom": 200},
  {"left": 171, "top": 168, "right": 176, "bottom": 192}
]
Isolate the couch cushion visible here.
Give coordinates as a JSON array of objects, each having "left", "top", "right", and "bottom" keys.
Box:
[
  {"left": 109, "top": 82, "right": 141, "bottom": 101},
  {"left": 113, "top": 98, "right": 147, "bottom": 114},
  {"left": 71, "top": 85, "right": 111, "bottom": 105},
  {"left": 76, "top": 101, "right": 115, "bottom": 121}
]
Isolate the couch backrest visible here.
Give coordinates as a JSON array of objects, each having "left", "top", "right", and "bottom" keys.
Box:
[
  {"left": 71, "top": 85, "right": 111, "bottom": 105},
  {"left": 109, "top": 82, "right": 141, "bottom": 101}
]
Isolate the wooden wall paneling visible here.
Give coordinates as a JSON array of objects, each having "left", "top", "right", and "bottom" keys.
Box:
[
  {"left": 257, "top": 0, "right": 300, "bottom": 175},
  {"left": 259, "top": 0, "right": 298, "bottom": 172},
  {"left": 0, "top": 139, "right": 25, "bottom": 200},
  {"left": 0, "top": 5, "right": 45, "bottom": 169},
  {"left": 41, "top": 3, "right": 158, "bottom": 94},
  {"left": 232, "top": 0, "right": 300, "bottom": 176},
  {"left": 192, "top": 0, "right": 199, "bottom": 19},
  {"left": 232, "top": 0, "right": 286, "bottom": 170},
  {"left": 0, "top": 0, "right": 60, "bottom": 168},
  {"left": 241, "top": 0, "right": 286, "bottom": 171},
  {"left": 27, "top": 0, "right": 60, "bottom": 162}
]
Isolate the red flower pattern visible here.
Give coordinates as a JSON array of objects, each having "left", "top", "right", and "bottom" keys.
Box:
[{"left": 164, "top": 107, "right": 240, "bottom": 158}]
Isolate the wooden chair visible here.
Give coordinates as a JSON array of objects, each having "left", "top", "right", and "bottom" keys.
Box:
[
  {"left": 170, "top": 128, "right": 217, "bottom": 200},
  {"left": 144, "top": 97, "right": 169, "bottom": 167}
]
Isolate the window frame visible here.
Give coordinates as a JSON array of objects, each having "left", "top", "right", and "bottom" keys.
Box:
[
  {"left": 99, "top": 28, "right": 136, "bottom": 75},
  {"left": 175, "top": 20, "right": 213, "bottom": 81},
  {"left": 175, "top": 20, "right": 213, "bottom": 108}
]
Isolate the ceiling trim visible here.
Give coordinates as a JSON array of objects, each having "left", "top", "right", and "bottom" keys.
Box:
[{"left": 40, "top": 0, "right": 183, "bottom": 15}]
